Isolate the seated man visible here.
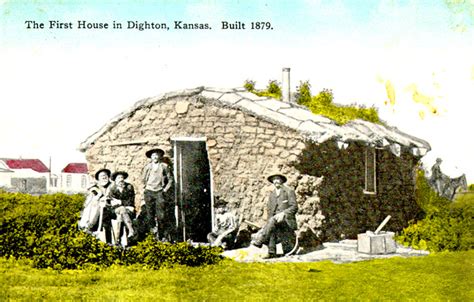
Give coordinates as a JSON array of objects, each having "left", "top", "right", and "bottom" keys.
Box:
[
  {"left": 251, "top": 172, "right": 298, "bottom": 258},
  {"left": 207, "top": 197, "right": 237, "bottom": 249},
  {"left": 109, "top": 171, "right": 136, "bottom": 244},
  {"left": 78, "top": 168, "right": 113, "bottom": 244}
]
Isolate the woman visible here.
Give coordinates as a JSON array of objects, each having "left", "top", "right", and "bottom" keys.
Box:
[{"left": 78, "top": 168, "right": 113, "bottom": 243}]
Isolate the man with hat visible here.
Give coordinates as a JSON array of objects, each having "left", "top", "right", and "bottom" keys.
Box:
[
  {"left": 142, "top": 148, "right": 173, "bottom": 239},
  {"left": 430, "top": 158, "right": 445, "bottom": 195},
  {"left": 251, "top": 172, "right": 298, "bottom": 258},
  {"left": 109, "top": 171, "right": 136, "bottom": 244},
  {"left": 79, "top": 168, "right": 114, "bottom": 244}
]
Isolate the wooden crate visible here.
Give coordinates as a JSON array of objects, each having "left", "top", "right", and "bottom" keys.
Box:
[{"left": 357, "top": 231, "right": 396, "bottom": 254}]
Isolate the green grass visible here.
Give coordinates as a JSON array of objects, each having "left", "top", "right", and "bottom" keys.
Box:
[{"left": 2, "top": 251, "right": 473, "bottom": 301}]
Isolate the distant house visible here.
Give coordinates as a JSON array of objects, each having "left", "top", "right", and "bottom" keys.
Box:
[
  {"left": 0, "top": 158, "right": 51, "bottom": 194},
  {"left": 60, "top": 163, "right": 91, "bottom": 193},
  {"left": 0, "top": 161, "right": 14, "bottom": 189}
]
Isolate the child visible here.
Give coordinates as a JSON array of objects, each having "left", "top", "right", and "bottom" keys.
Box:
[{"left": 207, "top": 198, "right": 237, "bottom": 249}]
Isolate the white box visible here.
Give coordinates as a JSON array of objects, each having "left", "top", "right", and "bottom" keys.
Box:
[{"left": 357, "top": 231, "right": 396, "bottom": 254}]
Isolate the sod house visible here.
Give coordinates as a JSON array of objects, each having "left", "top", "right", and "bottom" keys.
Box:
[{"left": 79, "top": 86, "right": 430, "bottom": 247}]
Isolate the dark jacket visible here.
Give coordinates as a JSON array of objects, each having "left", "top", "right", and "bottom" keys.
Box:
[
  {"left": 267, "top": 185, "right": 298, "bottom": 230},
  {"left": 109, "top": 183, "right": 136, "bottom": 210}
]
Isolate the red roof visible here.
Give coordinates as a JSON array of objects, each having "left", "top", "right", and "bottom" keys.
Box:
[
  {"left": 62, "top": 163, "right": 88, "bottom": 174},
  {"left": 4, "top": 159, "right": 50, "bottom": 173}
]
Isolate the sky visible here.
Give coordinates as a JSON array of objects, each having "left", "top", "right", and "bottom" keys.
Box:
[{"left": 0, "top": 0, "right": 473, "bottom": 182}]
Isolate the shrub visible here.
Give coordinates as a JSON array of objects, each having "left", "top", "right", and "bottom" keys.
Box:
[
  {"left": 0, "top": 192, "right": 84, "bottom": 259},
  {"left": 243, "top": 79, "right": 281, "bottom": 99},
  {"left": 305, "top": 89, "right": 381, "bottom": 125},
  {"left": 396, "top": 198, "right": 473, "bottom": 252},
  {"left": 296, "top": 80, "right": 312, "bottom": 107},
  {"left": 0, "top": 191, "right": 223, "bottom": 270},
  {"left": 243, "top": 79, "right": 256, "bottom": 92},
  {"left": 125, "top": 234, "right": 223, "bottom": 269},
  {"left": 31, "top": 227, "right": 122, "bottom": 270},
  {"left": 396, "top": 171, "right": 474, "bottom": 252},
  {"left": 245, "top": 78, "right": 382, "bottom": 125}
]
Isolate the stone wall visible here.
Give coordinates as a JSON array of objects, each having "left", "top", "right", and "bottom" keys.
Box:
[
  {"left": 294, "top": 140, "right": 423, "bottom": 242},
  {"left": 85, "top": 95, "right": 323, "bottom": 244}
]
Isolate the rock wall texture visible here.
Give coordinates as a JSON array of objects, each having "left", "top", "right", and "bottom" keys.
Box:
[
  {"left": 84, "top": 91, "right": 423, "bottom": 248},
  {"left": 294, "top": 140, "right": 423, "bottom": 242},
  {"left": 85, "top": 94, "right": 323, "bottom": 246}
]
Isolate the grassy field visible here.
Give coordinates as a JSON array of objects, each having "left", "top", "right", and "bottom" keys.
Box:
[{"left": 1, "top": 251, "right": 473, "bottom": 301}]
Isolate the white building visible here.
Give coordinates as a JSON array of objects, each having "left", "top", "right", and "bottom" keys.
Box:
[
  {"left": 60, "top": 163, "right": 92, "bottom": 193},
  {"left": 0, "top": 161, "right": 14, "bottom": 189},
  {"left": 0, "top": 158, "right": 51, "bottom": 194}
]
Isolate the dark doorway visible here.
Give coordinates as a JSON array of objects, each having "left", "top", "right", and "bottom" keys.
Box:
[{"left": 173, "top": 139, "right": 212, "bottom": 242}]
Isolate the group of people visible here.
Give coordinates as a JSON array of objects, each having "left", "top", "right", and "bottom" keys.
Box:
[
  {"left": 78, "top": 148, "right": 173, "bottom": 246},
  {"left": 208, "top": 172, "right": 299, "bottom": 259},
  {"left": 78, "top": 146, "right": 299, "bottom": 258}
]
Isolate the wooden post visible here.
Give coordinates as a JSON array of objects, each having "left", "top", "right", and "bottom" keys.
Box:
[{"left": 374, "top": 215, "right": 391, "bottom": 235}]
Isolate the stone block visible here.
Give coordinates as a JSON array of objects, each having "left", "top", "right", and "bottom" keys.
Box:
[
  {"left": 280, "top": 150, "right": 290, "bottom": 158},
  {"left": 200, "top": 90, "right": 224, "bottom": 100},
  {"left": 295, "top": 141, "right": 306, "bottom": 150},
  {"left": 278, "top": 107, "right": 316, "bottom": 121},
  {"left": 357, "top": 232, "right": 396, "bottom": 254},
  {"left": 266, "top": 148, "right": 280, "bottom": 156},
  {"left": 256, "top": 99, "right": 291, "bottom": 111},
  {"left": 276, "top": 138, "right": 287, "bottom": 147},
  {"left": 217, "top": 108, "right": 231, "bottom": 117},
  {"left": 175, "top": 101, "right": 190, "bottom": 114},
  {"left": 241, "top": 126, "right": 256, "bottom": 133},
  {"left": 207, "top": 139, "right": 217, "bottom": 147},
  {"left": 218, "top": 93, "right": 243, "bottom": 105},
  {"left": 288, "top": 154, "right": 299, "bottom": 162}
]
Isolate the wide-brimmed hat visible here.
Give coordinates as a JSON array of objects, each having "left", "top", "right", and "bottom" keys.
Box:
[
  {"left": 95, "top": 168, "right": 111, "bottom": 180},
  {"left": 111, "top": 171, "right": 129, "bottom": 181},
  {"left": 267, "top": 173, "right": 287, "bottom": 184},
  {"left": 145, "top": 148, "right": 165, "bottom": 158}
]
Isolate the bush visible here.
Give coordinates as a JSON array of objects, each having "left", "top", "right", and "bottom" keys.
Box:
[
  {"left": 0, "top": 192, "right": 85, "bottom": 259},
  {"left": 244, "top": 78, "right": 382, "bottom": 125},
  {"left": 296, "top": 80, "right": 312, "bottom": 107},
  {"left": 304, "top": 89, "right": 381, "bottom": 125},
  {"left": 0, "top": 191, "right": 223, "bottom": 270},
  {"left": 396, "top": 198, "right": 473, "bottom": 252},
  {"left": 125, "top": 234, "right": 223, "bottom": 269},
  {"left": 243, "top": 79, "right": 281, "bottom": 99},
  {"left": 396, "top": 171, "right": 473, "bottom": 252},
  {"left": 243, "top": 79, "right": 256, "bottom": 92},
  {"left": 31, "top": 227, "right": 122, "bottom": 270}
]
